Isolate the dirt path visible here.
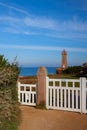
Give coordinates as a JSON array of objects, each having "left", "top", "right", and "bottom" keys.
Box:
[{"left": 18, "top": 106, "right": 87, "bottom": 130}]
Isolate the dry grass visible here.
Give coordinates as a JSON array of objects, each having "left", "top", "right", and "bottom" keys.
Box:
[
  {"left": 18, "top": 74, "right": 78, "bottom": 84},
  {"left": 18, "top": 76, "right": 37, "bottom": 84}
]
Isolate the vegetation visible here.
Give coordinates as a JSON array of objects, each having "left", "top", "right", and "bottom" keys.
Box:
[
  {"left": 62, "top": 65, "right": 87, "bottom": 77},
  {"left": 18, "top": 76, "right": 37, "bottom": 84},
  {"left": 0, "top": 55, "right": 20, "bottom": 130},
  {"left": 63, "top": 66, "right": 82, "bottom": 76},
  {"left": 36, "top": 101, "right": 46, "bottom": 109},
  {"left": 78, "top": 64, "right": 87, "bottom": 77},
  {"left": 48, "top": 74, "right": 79, "bottom": 79}
]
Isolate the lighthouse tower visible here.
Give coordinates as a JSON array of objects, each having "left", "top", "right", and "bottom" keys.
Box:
[{"left": 61, "top": 49, "right": 67, "bottom": 70}]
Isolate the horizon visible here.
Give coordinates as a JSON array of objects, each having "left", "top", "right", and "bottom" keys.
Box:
[
  {"left": 0, "top": 0, "right": 87, "bottom": 67},
  {"left": 19, "top": 64, "right": 83, "bottom": 68}
]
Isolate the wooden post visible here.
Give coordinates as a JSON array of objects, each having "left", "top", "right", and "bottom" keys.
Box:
[{"left": 37, "top": 66, "right": 48, "bottom": 107}]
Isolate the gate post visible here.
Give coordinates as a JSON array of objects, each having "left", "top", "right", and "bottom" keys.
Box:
[
  {"left": 37, "top": 67, "right": 48, "bottom": 107},
  {"left": 81, "top": 77, "right": 86, "bottom": 113}
]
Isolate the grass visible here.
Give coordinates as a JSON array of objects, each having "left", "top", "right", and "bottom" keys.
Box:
[
  {"left": 36, "top": 102, "right": 46, "bottom": 109},
  {"left": 48, "top": 74, "right": 79, "bottom": 79},
  {"left": 1, "top": 120, "right": 18, "bottom": 130},
  {"left": 18, "top": 74, "right": 79, "bottom": 85},
  {"left": 0, "top": 108, "right": 21, "bottom": 130},
  {"left": 18, "top": 74, "right": 80, "bottom": 89},
  {"left": 18, "top": 76, "right": 37, "bottom": 84}
]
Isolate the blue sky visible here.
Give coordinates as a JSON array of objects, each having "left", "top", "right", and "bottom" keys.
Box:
[{"left": 0, "top": 0, "right": 87, "bottom": 67}]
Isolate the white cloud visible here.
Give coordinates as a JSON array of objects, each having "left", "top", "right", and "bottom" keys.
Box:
[
  {"left": 3, "top": 26, "right": 40, "bottom": 35},
  {"left": 3, "top": 27, "right": 21, "bottom": 34},
  {"left": 24, "top": 31, "right": 40, "bottom": 35},
  {"left": 24, "top": 16, "right": 87, "bottom": 32},
  {"left": 47, "top": 32, "right": 87, "bottom": 39},
  {"left": 0, "top": 16, "right": 20, "bottom": 22},
  {"left": 0, "top": 15, "right": 87, "bottom": 40},
  {"left": 1, "top": 15, "right": 87, "bottom": 33},
  {"left": 0, "top": 2, "right": 29, "bottom": 16},
  {"left": 0, "top": 44, "right": 87, "bottom": 53},
  {"left": 62, "top": 19, "right": 87, "bottom": 31},
  {"left": 0, "top": 2, "right": 87, "bottom": 40},
  {"left": 24, "top": 17, "right": 55, "bottom": 29}
]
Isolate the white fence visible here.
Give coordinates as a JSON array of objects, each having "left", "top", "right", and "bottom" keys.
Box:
[
  {"left": 85, "top": 79, "right": 87, "bottom": 113},
  {"left": 18, "top": 77, "right": 87, "bottom": 113},
  {"left": 18, "top": 82, "right": 36, "bottom": 106},
  {"left": 46, "top": 77, "right": 87, "bottom": 113}
]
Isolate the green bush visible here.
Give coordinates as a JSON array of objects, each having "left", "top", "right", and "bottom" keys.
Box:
[
  {"left": 0, "top": 55, "right": 20, "bottom": 130},
  {"left": 63, "top": 66, "right": 82, "bottom": 76}
]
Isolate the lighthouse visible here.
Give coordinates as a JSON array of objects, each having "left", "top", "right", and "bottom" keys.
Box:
[{"left": 61, "top": 49, "right": 67, "bottom": 70}]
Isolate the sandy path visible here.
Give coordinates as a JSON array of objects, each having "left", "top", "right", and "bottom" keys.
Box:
[{"left": 18, "top": 106, "right": 87, "bottom": 130}]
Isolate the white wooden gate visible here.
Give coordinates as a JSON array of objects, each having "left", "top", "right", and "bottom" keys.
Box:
[
  {"left": 46, "top": 77, "right": 87, "bottom": 113},
  {"left": 18, "top": 77, "right": 87, "bottom": 113},
  {"left": 18, "top": 82, "right": 36, "bottom": 106}
]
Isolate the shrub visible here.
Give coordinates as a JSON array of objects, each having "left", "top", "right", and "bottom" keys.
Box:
[{"left": 0, "top": 55, "right": 20, "bottom": 130}]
